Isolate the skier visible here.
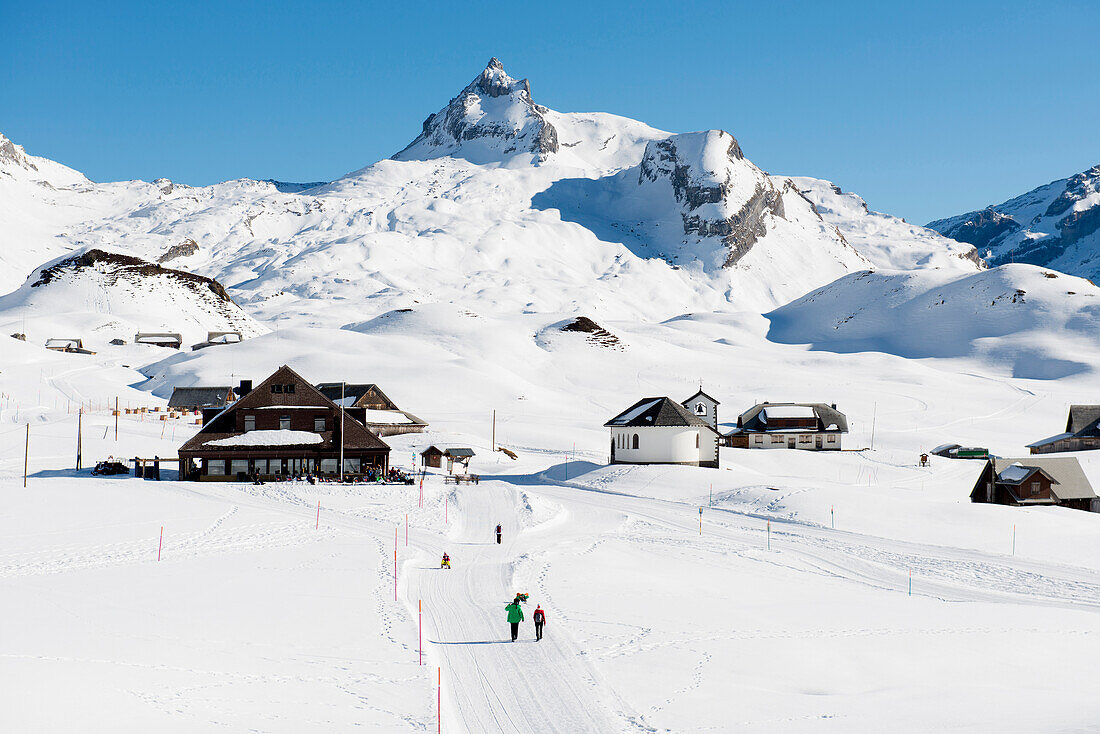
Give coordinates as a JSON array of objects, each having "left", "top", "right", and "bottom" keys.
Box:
[
  {"left": 533, "top": 605, "right": 546, "bottom": 641},
  {"left": 495, "top": 523, "right": 502, "bottom": 545},
  {"left": 441, "top": 552, "right": 451, "bottom": 569},
  {"left": 504, "top": 597, "right": 524, "bottom": 641}
]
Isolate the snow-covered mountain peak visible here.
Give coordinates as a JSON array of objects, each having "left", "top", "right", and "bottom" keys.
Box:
[
  {"left": 392, "top": 58, "right": 559, "bottom": 165},
  {"left": 0, "top": 132, "right": 87, "bottom": 187},
  {"left": 0, "top": 133, "right": 37, "bottom": 173}
]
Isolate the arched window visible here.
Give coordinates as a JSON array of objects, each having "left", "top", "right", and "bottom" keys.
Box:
[
  {"left": 695, "top": 433, "right": 700, "bottom": 448},
  {"left": 632, "top": 434, "right": 639, "bottom": 449}
]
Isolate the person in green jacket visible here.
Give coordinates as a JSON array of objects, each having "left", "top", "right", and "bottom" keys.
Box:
[{"left": 505, "top": 598, "right": 525, "bottom": 641}]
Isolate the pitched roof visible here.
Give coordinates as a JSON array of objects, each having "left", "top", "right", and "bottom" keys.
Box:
[
  {"left": 990, "top": 457, "right": 1096, "bottom": 500},
  {"left": 443, "top": 448, "right": 476, "bottom": 458},
  {"left": 316, "top": 383, "right": 398, "bottom": 410},
  {"left": 683, "top": 389, "right": 720, "bottom": 405},
  {"left": 179, "top": 365, "right": 389, "bottom": 453},
  {"left": 606, "top": 397, "right": 715, "bottom": 430},
  {"left": 168, "top": 386, "right": 233, "bottom": 408},
  {"left": 1066, "top": 405, "right": 1100, "bottom": 436},
  {"left": 737, "top": 403, "right": 848, "bottom": 433}
]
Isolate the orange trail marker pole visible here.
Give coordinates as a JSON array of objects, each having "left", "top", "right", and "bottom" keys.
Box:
[
  {"left": 437, "top": 667, "right": 441, "bottom": 734},
  {"left": 394, "top": 528, "right": 398, "bottom": 601}
]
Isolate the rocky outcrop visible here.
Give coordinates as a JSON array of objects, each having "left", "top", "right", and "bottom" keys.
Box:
[
  {"left": 638, "top": 131, "right": 785, "bottom": 266},
  {"left": 560, "top": 316, "right": 621, "bottom": 348},
  {"left": 932, "top": 206, "right": 1020, "bottom": 249},
  {"left": 157, "top": 238, "right": 200, "bottom": 263},
  {"left": 392, "top": 58, "right": 559, "bottom": 163},
  {"left": 0, "top": 134, "right": 37, "bottom": 173},
  {"left": 32, "top": 249, "right": 234, "bottom": 304}
]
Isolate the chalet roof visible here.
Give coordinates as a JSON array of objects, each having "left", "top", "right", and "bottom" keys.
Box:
[
  {"left": 421, "top": 445, "right": 444, "bottom": 456},
  {"left": 605, "top": 397, "right": 715, "bottom": 430},
  {"left": 737, "top": 403, "right": 848, "bottom": 433},
  {"left": 1026, "top": 432, "right": 1074, "bottom": 449},
  {"left": 990, "top": 457, "right": 1096, "bottom": 500},
  {"left": 135, "top": 332, "right": 182, "bottom": 343},
  {"left": 683, "top": 389, "right": 720, "bottom": 405},
  {"left": 316, "top": 383, "right": 398, "bottom": 410},
  {"left": 168, "top": 386, "right": 233, "bottom": 408},
  {"left": 444, "top": 448, "right": 476, "bottom": 458},
  {"left": 179, "top": 365, "right": 389, "bottom": 454},
  {"left": 45, "top": 338, "right": 82, "bottom": 348},
  {"left": 1066, "top": 405, "right": 1100, "bottom": 436}
]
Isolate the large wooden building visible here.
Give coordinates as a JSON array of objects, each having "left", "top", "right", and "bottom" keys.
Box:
[
  {"left": 315, "top": 382, "right": 429, "bottom": 437},
  {"left": 1027, "top": 405, "right": 1100, "bottom": 454},
  {"left": 970, "top": 456, "right": 1099, "bottom": 512},
  {"left": 178, "top": 365, "right": 390, "bottom": 481},
  {"left": 724, "top": 402, "right": 848, "bottom": 450}
]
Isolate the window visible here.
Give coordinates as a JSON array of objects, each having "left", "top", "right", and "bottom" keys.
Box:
[
  {"left": 280, "top": 416, "right": 291, "bottom": 430},
  {"left": 343, "top": 458, "right": 361, "bottom": 474},
  {"left": 632, "top": 434, "right": 639, "bottom": 450},
  {"left": 799, "top": 435, "right": 812, "bottom": 444},
  {"left": 272, "top": 384, "right": 282, "bottom": 394},
  {"left": 206, "top": 459, "right": 226, "bottom": 476},
  {"left": 772, "top": 435, "right": 784, "bottom": 444},
  {"left": 314, "top": 417, "right": 326, "bottom": 432},
  {"left": 754, "top": 435, "right": 763, "bottom": 444},
  {"left": 270, "top": 459, "right": 284, "bottom": 475},
  {"left": 286, "top": 383, "right": 295, "bottom": 394},
  {"left": 1031, "top": 481, "right": 1041, "bottom": 496},
  {"left": 231, "top": 459, "right": 249, "bottom": 477},
  {"left": 320, "top": 458, "right": 338, "bottom": 474},
  {"left": 826, "top": 435, "right": 837, "bottom": 443},
  {"left": 244, "top": 415, "right": 255, "bottom": 432},
  {"left": 252, "top": 459, "right": 268, "bottom": 475},
  {"left": 270, "top": 383, "right": 295, "bottom": 394},
  {"left": 695, "top": 433, "right": 700, "bottom": 448}
]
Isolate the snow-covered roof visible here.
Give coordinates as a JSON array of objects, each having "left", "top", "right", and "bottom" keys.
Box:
[
  {"left": 762, "top": 405, "right": 816, "bottom": 420},
  {"left": 204, "top": 430, "right": 323, "bottom": 448},
  {"left": 997, "top": 463, "right": 1035, "bottom": 484},
  {"left": 362, "top": 409, "right": 413, "bottom": 424},
  {"left": 606, "top": 397, "right": 714, "bottom": 430},
  {"left": 1026, "top": 432, "right": 1074, "bottom": 448}
]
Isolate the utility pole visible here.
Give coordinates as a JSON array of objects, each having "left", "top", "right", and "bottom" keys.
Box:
[
  {"left": 76, "top": 408, "right": 83, "bottom": 470},
  {"left": 339, "top": 382, "right": 345, "bottom": 482}
]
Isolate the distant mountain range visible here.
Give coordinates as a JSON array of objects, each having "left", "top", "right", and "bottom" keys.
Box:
[{"left": 928, "top": 165, "right": 1100, "bottom": 281}]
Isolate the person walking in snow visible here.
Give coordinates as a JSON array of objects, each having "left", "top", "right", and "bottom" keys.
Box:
[
  {"left": 533, "top": 605, "right": 546, "bottom": 641},
  {"left": 505, "top": 598, "right": 524, "bottom": 641},
  {"left": 495, "top": 523, "right": 502, "bottom": 544}
]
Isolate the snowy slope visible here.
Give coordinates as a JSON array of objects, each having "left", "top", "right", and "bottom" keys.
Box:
[
  {"left": 0, "top": 249, "right": 267, "bottom": 351},
  {"left": 793, "top": 176, "right": 983, "bottom": 272},
  {"left": 766, "top": 264, "right": 1100, "bottom": 379},
  {"left": 928, "top": 164, "right": 1100, "bottom": 280}
]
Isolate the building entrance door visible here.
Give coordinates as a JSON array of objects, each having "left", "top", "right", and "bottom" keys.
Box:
[
  {"left": 787, "top": 437, "right": 796, "bottom": 449},
  {"left": 815, "top": 435, "right": 823, "bottom": 449}
]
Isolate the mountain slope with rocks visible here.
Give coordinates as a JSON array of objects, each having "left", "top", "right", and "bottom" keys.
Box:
[{"left": 928, "top": 164, "right": 1100, "bottom": 280}]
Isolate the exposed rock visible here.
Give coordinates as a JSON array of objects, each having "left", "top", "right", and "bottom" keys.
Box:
[
  {"left": 560, "top": 316, "right": 621, "bottom": 349},
  {"left": 392, "top": 58, "right": 559, "bottom": 163},
  {"left": 32, "top": 249, "right": 234, "bottom": 304},
  {"left": 157, "top": 239, "right": 199, "bottom": 263},
  {"left": 0, "top": 134, "right": 37, "bottom": 172},
  {"left": 934, "top": 206, "right": 1021, "bottom": 248}
]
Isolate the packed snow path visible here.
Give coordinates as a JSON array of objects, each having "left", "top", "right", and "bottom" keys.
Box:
[{"left": 406, "top": 483, "right": 625, "bottom": 733}]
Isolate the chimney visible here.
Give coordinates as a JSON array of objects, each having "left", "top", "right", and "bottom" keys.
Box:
[
  {"left": 239, "top": 379, "right": 252, "bottom": 396},
  {"left": 831, "top": 403, "right": 837, "bottom": 409}
]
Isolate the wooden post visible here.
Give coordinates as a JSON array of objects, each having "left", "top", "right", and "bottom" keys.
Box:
[
  {"left": 114, "top": 396, "right": 118, "bottom": 441},
  {"left": 76, "top": 408, "right": 82, "bottom": 470},
  {"left": 23, "top": 423, "right": 29, "bottom": 488},
  {"left": 339, "top": 382, "right": 345, "bottom": 482},
  {"left": 766, "top": 520, "right": 770, "bottom": 550},
  {"left": 419, "top": 599, "right": 423, "bottom": 666},
  {"left": 158, "top": 526, "right": 163, "bottom": 561},
  {"left": 437, "top": 667, "right": 441, "bottom": 734}
]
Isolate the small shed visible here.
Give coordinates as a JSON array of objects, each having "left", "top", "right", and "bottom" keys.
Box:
[
  {"left": 191, "top": 331, "right": 243, "bottom": 351},
  {"left": 45, "top": 338, "right": 95, "bottom": 354},
  {"left": 135, "top": 332, "right": 183, "bottom": 349},
  {"left": 421, "top": 445, "right": 444, "bottom": 468},
  {"left": 443, "top": 448, "right": 476, "bottom": 474},
  {"left": 168, "top": 386, "right": 237, "bottom": 413}
]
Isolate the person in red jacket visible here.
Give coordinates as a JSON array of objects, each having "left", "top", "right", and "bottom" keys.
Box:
[
  {"left": 495, "top": 523, "right": 502, "bottom": 544},
  {"left": 533, "top": 605, "right": 546, "bottom": 641}
]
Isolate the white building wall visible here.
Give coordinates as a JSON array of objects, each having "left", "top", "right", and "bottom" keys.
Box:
[
  {"left": 611, "top": 426, "right": 715, "bottom": 464},
  {"left": 746, "top": 432, "right": 843, "bottom": 450}
]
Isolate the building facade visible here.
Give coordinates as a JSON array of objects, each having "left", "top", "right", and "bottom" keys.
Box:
[
  {"left": 725, "top": 402, "right": 847, "bottom": 450},
  {"left": 178, "top": 365, "right": 390, "bottom": 481},
  {"left": 970, "top": 456, "right": 1099, "bottom": 512},
  {"left": 606, "top": 397, "right": 719, "bottom": 468},
  {"left": 1028, "top": 405, "right": 1100, "bottom": 454}
]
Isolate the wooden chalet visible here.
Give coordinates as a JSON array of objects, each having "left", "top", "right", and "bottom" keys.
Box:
[
  {"left": 135, "top": 332, "right": 183, "bottom": 349},
  {"left": 421, "top": 445, "right": 444, "bottom": 468},
  {"left": 315, "top": 382, "right": 428, "bottom": 437},
  {"left": 1027, "top": 405, "right": 1100, "bottom": 454},
  {"left": 178, "top": 365, "right": 389, "bottom": 481},
  {"left": 419, "top": 446, "right": 475, "bottom": 473},
  {"left": 191, "top": 331, "right": 243, "bottom": 351},
  {"left": 724, "top": 402, "right": 847, "bottom": 450},
  {"left": 167, "top": 385, "right": 237, "bottom": 413},
  {"left": 970, "top": 456, "right": 1099, "bottom": 512},
  {"left": 45, "top": 337, "right": 95, "bottom": 354}
]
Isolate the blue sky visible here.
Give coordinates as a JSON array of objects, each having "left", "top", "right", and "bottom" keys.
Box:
[{"left": 3, "top": 0, "right": 1097, "bottom": 224}]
